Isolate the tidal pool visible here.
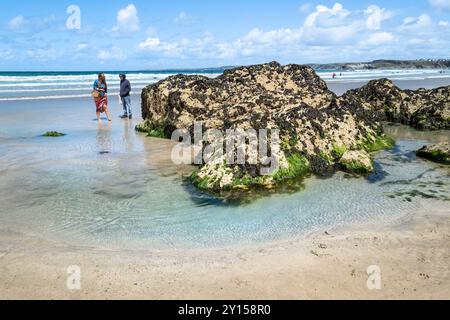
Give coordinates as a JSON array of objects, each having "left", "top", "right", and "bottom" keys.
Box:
[{"left": 0, "top": 98, "right": 449, "bottom": 250}]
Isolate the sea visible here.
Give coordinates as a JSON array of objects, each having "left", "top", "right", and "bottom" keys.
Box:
[{"left": 1, "top": 68, "right": 450, "bottom": 101}]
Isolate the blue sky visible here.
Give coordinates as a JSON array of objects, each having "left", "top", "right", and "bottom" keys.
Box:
[{"left": 0, "top": 0, "right": 449, "bottom": 71}]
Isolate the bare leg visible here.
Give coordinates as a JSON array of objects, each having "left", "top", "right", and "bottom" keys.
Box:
[
  {"left": 96, "top": 111, "right": 101, "bottom": 122},
  {"left": 105, "top": 107, "right": 112, "bottom": 122}
]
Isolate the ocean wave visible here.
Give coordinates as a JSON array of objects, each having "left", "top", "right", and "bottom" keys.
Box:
[
  {"left": 0, "top": 92, "right": 140, "bottom": 101},
  {"left": 0, "top": 80, "right": 157, "bottom": 88},
  {"left": 0, "top": 69, "right": 448, "bottom": 101},
  {"left": 0, "top": 72, "right": 222, "bottom": 83},
  {"left": 0, "top": 85, "right": 147, "bottom": 93}
]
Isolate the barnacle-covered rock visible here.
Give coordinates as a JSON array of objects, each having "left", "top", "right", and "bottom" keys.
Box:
[
  {"left": 140, "top": 62, "right": 393, "bottom": 196},
  {"left": 342, "top": 79, "right": 450, "bottom": 130},
  {"left": 417, "top": 143, "right": 450, "bottom": 165}
]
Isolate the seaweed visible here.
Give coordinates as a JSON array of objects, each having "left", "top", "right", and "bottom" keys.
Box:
[{"left": 42, "top": 131, "right": 66, "bottom": 137}]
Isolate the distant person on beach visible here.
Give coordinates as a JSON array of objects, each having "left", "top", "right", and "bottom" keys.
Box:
[
  {"left": 92, "top": 73, "right": 111, "bottom": 122},
  {"left": 119, "top": 74, "right": 132, "bottom": 119},
  {"left": 332, "top": 72, "right": 337, "bottom": 79}
]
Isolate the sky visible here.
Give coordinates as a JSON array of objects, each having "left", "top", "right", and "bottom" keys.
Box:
[{"left": 0, "top": 0, "right": 449, "bottom": 71}]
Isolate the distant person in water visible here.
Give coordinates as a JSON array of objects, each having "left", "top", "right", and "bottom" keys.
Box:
[
  {"left": 119, "top": 74, "right": 132, "bottom": 119},
  {"left": 93, "top": 73, "right": 111, "bottom": 122}
]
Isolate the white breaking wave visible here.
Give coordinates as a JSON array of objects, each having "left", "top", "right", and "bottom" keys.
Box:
[
  {"left": 0, "top": 72, "right": 222, "bottom": 83},
  {"left": 0, "top": 71, "right": 220, "bottom": 101},
  {"left": 0, "top": 92, "right": 141, "bottom": 101},
  {"left": 0, "top": 70, "right": 447, "bottom": 102},
  {"left": 319, "top": 69, "right": 449, "bottom": 81},
  {"left": 0, "top": 85, "right": 148, "bottom": 93},
  {"left": 0, "top": 80, "right": 157, "bottom": 88}
]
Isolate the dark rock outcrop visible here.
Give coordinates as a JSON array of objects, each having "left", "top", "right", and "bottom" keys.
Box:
[
  {"left": 417, "top": 143, "right": 450, "bottom": 165},
  {"left": 342, "top": 79, "right": 450, "bottom": 130},
  {"left": 139, "top": 62, "right": 393, "bottom": 195}
]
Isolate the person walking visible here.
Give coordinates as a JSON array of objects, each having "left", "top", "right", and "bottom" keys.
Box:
[{"left": 119, "top": 74, "right": 132, "bottom": 119}]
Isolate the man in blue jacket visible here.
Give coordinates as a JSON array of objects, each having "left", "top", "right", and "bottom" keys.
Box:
[{"left": 119, "top": 74, "right": 132, "bottom": 119}]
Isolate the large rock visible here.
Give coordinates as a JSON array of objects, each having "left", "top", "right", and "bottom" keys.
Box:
[
  {"left": 417, "top": 143, "right": 450, "bottom": 165},
  {"left": 342, "top": 79, "right": 450, "bottom": 130},
  {"left": 140, "top": 62, "right": 393, "bottom": 195}
]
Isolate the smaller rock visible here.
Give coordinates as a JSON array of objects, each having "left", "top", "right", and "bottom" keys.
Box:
[
  {"left": 416, "top": 143, "right": 450, "bottom": 165},
  {"left": 42, "top": 131, "right": 66, "bottom": 137},
  {"left": 339, "top": 150, "right": 374, "bottom": 173}
]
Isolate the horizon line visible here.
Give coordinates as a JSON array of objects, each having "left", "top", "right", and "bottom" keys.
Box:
[{"left": 0, "top": 58, "right": 449, "bottom": 73}]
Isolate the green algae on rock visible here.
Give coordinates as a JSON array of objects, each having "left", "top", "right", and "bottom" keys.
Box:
[
  {"left": 135, "top": 121, "right": 169, "bottom": 138},
  {"left": 417, "top": 143, "right": 450, "bottom": 165},
  {"left": 42, "top": 131, "right": 66, "bottom": 137},
  {"left": 139, "top": 62, "right": 394, "bottom": 196},
  {"left": 339, "top": 150, "right": 374, "bottom": 174}
]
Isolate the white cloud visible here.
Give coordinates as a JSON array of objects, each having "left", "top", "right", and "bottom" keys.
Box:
[
  {"left": 138, "top": 37, "right": 181, "bottom": 57},
  {"left": 211, "top": 27, "right": 303, "bottom": 60},
  {"left": 299, "top": 3, "right": 394, "bottom": 46},
  {"left": 154, "top": 3, "right": 396, "bottom": 61},
  {"left": 400, "top": 14, "right": 432, "bottom": 30},
  {"left": 439, "top": 21, "right": 449, "bottom": 27},
  {"left": 302, "top": 3, "right": 362, "bottom": 45},
  {"left": 8, "top": 16, "right": 27, "bottom": 30},
  {"left": 361, "top": 32, "right": 395, "bottom": 46},
  {"left": 242, "top": 28, "right": 302, "bottom": 45},
  {"left": 304, "top": 3, "right": 351, "bottom": 28},
  {"left": 97, "top": 47, "right": 126, "bottom": 60},
  {"left": 114, "top": 4, "right": 139, "bottom": 33},
  {"left": 134, "top": 2, "right": 448, "bottom": 64},
  {"left": 138, "top": 37, "right": 161, "bottom": 50},
  {"left": 138, "top": 32, "right": 217, "bottom": 59},
  {"left": 365, "top": 5, "right": 393, "bottom": 30},
  {"left": 429, "top": 0, "right": 450, "bottom": 11}
]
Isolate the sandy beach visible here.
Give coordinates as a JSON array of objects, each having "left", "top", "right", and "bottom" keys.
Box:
[
  {"left": 0, "top": 73, "right": 449, "bottom": 300},
  {"left": 2, "top": 0, "right": 450, "bottom": 303},
  {"left": 0, "top": 198, "right": 448, "bottom": 300}
]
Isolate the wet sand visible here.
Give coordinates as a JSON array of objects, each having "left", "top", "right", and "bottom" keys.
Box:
[{"left": 0, "top": 199, "right": 448, "bottom": 300}]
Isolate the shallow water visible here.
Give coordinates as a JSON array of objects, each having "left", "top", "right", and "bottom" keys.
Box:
[{"left": 0, "top": 95, "right": 449, "bottom": 250}]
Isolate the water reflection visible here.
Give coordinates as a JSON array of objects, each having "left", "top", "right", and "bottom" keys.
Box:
[
  {"left": 96, "top": 122, "right": 113, "bottom": 155},
  {"left": 122, "top": 119, "right": 134, "bottom": 153},
  {"left": 385, "top": 124, "right": 450, "bottom": 144}
]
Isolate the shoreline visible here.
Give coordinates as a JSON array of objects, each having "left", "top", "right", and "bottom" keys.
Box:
[{"left": 0, "top": 198, "right": 448, "bottom": 300}]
